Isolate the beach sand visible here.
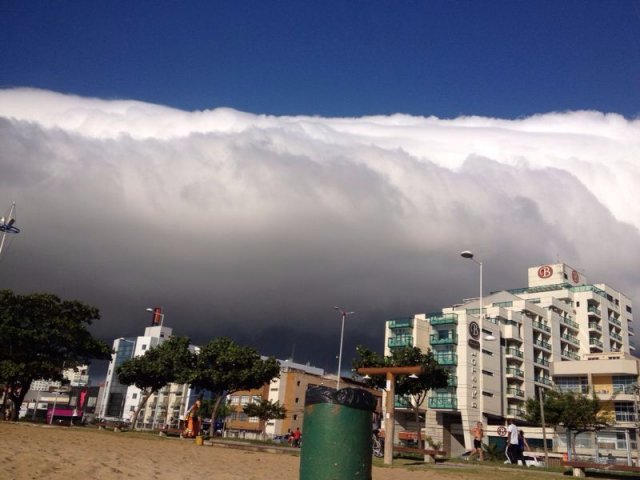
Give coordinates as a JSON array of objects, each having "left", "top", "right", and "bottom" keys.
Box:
[{"left": 1, "top": 422, "right": 448, "bottom": 480}]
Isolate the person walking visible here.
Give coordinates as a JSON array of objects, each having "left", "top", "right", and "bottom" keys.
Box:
[
  {"left": 469, "top": 422, "right": 484, "bottom": 461},
  {"left": 506, "top": 419, "right": 519, "bottom": 464},
  {"left": 292, "top": 427, "right": 302, "bottom": 447},
  {"left": 516, "top": 429, "right": 530, "bottom": 465}
]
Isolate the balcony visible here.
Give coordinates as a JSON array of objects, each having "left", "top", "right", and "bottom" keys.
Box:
[
  {"left": 588, "top": 322, "right": 602, "bottom": 332},
  {"left": 395, "top": 395, "right": 413, "bottom": 409},
  {"left": 506, "top": 367, "right": 524, "bottom": 378},
  {"left": 589, "top": 338, "right": 604, "bottom": 349},
  {"left": 561, "top": 317, "right": 580, "bottom": 330},
  {"left": 388, "top": 317, "right": 413, "bottom": 329},
  {"left": 388, "top": 335, "right": 413, "bottom": 348},
  {"left": 534, "top": 339, "right": 552, "bottom": 350},
  {"left": 561, "top": 350, "right": 581, "bottom": 361},
  {"left": 507, "top": 407, "right": 525, "bottom": 417},
  {"left": 447, "top": 375, "right": 458, "bottom": 387},
  {"left": 534, "top": 358, "right": 550, "bottom": 368},
  {"left": 560, "top": 334, "right": 579, "bottom": 345},
  {"left": 610, "top": 331, "right": 622, "bottom": 341},
  {"left": 429, "top": 313, "right": 458, "bottom": 325},
  {"left": 588, "top": 306, "right": 601, "bottom": 317},
  {"left": 434, "top": 352, "right": 458, "bottom": 365},
  {"left": 535, "top": 376, "right": 552, "bottom": 386},
  {"left": 506, "top": 387, "right": 525, "bottom": 398},
  {"left": 505, "top": 348, "right": 524, "bottom": 358},
  {"left": 609, "top": 317, "right": 622, "bottom": 327},
  {"left": 428, "top": 395, "right": 457, "bottom": 409},
  {"left": 430, "top": 333, "right": 457, "bottom": 345},
  {"left": 532, "top": 320, "right": 551, "bottom": 333}
]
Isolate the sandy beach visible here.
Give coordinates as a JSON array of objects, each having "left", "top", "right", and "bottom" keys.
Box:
[
  {"left": 2, "top": 422, "right": 556, "bottom": 480},
  {"left": 2, "top": 422, "right": 451, "bottom": 480}
]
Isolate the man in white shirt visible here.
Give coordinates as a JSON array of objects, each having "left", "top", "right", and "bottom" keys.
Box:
[{"left": 506, "top": 419, "right": 519, "bottom": 464}]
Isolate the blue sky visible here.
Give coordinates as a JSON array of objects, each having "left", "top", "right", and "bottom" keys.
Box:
[
  {"left": 2, "top": 0, "right": 639, "bottom": 118},
  {"left": 1, "top": 2, "right": 640, "bottom": 370}
]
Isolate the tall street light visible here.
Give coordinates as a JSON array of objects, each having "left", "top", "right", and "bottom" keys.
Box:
[{"left": 334, "top": 306, "right": 354, "bottom": 390}]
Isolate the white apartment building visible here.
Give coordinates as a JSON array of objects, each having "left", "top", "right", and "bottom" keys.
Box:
[
  {"left": 384, "top": 263, "right": 635, "bottom": 457},
  {"left": 99, "top": 316, "right": 173, "bottom": 421}
]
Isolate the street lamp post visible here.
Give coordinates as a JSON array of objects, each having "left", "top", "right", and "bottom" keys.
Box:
[{"left": 334, "top": 306, "right": 354, "bottom": 390}]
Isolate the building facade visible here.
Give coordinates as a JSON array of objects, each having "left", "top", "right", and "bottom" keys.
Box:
[
  {"left": 98, "top": 314, "right": 198, "bottom": 426},
  {"left": 224, "top": 359, "right": 380, "bottom": 440},
  {"left": 384, "top": 263, "right": 635, "bottom": 457},
  {"left": 552, "top": 352, "right": 639, "bottom": 461}
]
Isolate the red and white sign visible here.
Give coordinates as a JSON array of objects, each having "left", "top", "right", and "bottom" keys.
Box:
[
  {"left": 497, "top": 426, "right": 507, "bottom": 437},
  {"left": 572, "top": 270, "right": 579, "bottom": 283},
  {"left": 537, "top": 265, "right": 553, "bottom": 279}
]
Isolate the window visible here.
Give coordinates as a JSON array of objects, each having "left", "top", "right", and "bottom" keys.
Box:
[
  {"left": 130, "top": 406, "right": 135, "bottom": 412},
  {"left": 293, "top": 415, "right": 298, "bottom": 421},
  {"left": 615, "top": 403, "right": 636, "bottom": 422},
  {"left": 240, "top": 395, "right": 250, "bottom": 405},
  {"left": 141, "top": 344, "right": 147, "bottom": 351},
  {"left": 296, "top": 381, "right": 301, "bottom": 386},
  {"left": 132, "top": 393, "right": 137, "bottom": 399},
  {"left": 249, "top": 416, "right": 259, "bottom": 423},
  {"left": 556, "top": 376, "right": 588, "bottom": 393},
  {"left": 612, "top": 376, "right": 636, "bottom": 394},
  {"left": 295, "top": 397, "right": 299, "bottom": 403}
]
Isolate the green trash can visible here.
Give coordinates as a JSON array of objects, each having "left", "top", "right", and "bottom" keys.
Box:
[{"left": 299, "top": 386, "right": 377, "bottom": 480}]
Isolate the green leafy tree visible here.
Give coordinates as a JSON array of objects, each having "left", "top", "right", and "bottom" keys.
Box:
[
  {"left": 524, "top": 389, "right": 608, "bottom": 457},
  {"left": 189, "top": 337, "right": 280, "bottom": 437},
  {"left": 243, "top": 399, "right": 287, "bottom": 438},
  {"left": 117, "top": 336, "right": 194, "bottom": 430},
  {"left": 0, "top": 290, "right": 111, "bottom": 420},
  {"left": 353, "top": 345, "right": 449, "bottom": 449}
]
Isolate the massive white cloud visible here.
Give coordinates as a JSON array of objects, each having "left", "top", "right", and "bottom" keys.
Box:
[{"left": 0, "top": 88, "right": 638, "bottom": 366}]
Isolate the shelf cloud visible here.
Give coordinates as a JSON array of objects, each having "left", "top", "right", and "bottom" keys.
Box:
[{"left": 1, "top": 88, "right": 638, "bottom": 368}]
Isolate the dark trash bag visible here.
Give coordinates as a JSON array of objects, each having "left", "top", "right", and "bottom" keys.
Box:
[{"left": 299, "top": 386, "right": 376, "bottom": 480}]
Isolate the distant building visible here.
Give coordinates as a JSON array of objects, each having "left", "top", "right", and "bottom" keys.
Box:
[
  {"left": 29, "top": 365, "right": 89, "bottom": 391},
  {"left": 98, "top": 311, "right": 199, "bottom": 426},
  {"left": 225, "top": 359, "right": 380, "bottom": 439},
  {"left": 383, "top": 263, "right": 635, "bottom": 457}
]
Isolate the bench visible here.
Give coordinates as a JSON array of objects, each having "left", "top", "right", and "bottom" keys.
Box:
[
  {"left": 159, "top": 428, "right": 183, "bottom": 438},
  {"left": 564, "top": 460, "right": 640, "bottom": 478},
  {"left": 393, "top": 445, "right": 446, "bottom": 463}
]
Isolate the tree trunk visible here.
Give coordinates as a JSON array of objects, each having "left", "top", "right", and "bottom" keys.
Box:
[
  {"left": 130, "top": 390, "right": 153, "bottom": 430},
  {"left": 413, "top": 406, "right": 422, "bottom": 450},
  {"left": 208, "top": 395, "right": 223, "bottom": 437}
]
